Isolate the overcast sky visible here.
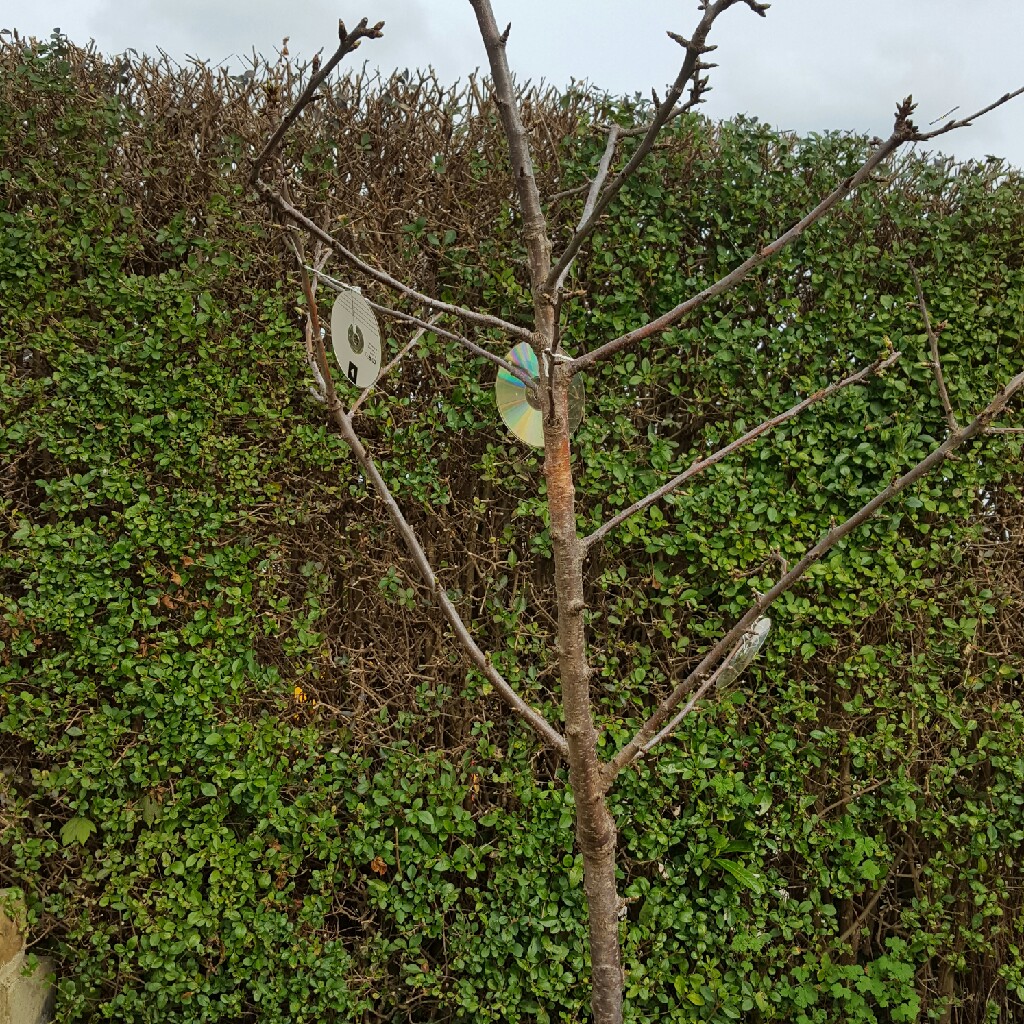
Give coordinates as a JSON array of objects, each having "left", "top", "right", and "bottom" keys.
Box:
[{"left": 6, "top": 1, "right": 1023, "bottom": 168}]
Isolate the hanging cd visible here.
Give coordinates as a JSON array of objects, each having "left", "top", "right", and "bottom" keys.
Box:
[
  {"left": 495, "top": 343, "right": 584, "bottom": 449},
  {"left": 330, "top": 289, "right": 382, "bottom": 388}
]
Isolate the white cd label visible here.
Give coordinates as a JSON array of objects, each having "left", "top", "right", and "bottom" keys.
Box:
[{"left": 330, "top": 290, "right": 382, "bottom": 388}]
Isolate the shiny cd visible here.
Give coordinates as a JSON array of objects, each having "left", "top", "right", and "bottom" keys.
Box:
[
  {"left": 331, "top": 289, "right": 382, "bottom": 388},
  {"left": 495, "top": 343, "right": 584, "bottom": 449}
]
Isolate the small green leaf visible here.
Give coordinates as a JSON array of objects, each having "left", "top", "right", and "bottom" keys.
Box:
[{"left": 61, "top": 816, "right": 96, "bottom": 847}]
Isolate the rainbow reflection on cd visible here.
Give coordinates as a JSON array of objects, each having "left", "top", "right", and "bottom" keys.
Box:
[{"left": 495, "top": 343, "right": 584, "bottom": 449}]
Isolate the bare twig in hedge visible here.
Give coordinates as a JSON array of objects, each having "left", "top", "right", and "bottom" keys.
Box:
[
  {"left": 548, "top": 181, "right": 592, "bottom": 203},
  {"left": 350, "top": 313, "right": 441, "bottom": 417},
  {"left": 913, "top": 266, "right": 1024, "bottom": 436},
  {"left": 819, "top": 777, "right": 889, "bottom": 818},
  {"left": 582, "top": 351, "right": 900, "bottom": 552},
  {"left": 911, "top": 264, "right": 958, "bottom": 431},
  {"left": 249, "top": 17, "right": 384, "bottom": 185},
  {"left": 638, "top": 640, "right": 740, "bottom": 755},
  {"left": 607, "top": 364, "right": 1024, "bottom": 779},
  {"left": 836, "top": 859, "right": 899, "bottom": 947}
]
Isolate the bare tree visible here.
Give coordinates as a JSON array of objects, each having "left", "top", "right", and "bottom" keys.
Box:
[{"left": 250, "top": 9, "right": 1023, "bottom": 1023}]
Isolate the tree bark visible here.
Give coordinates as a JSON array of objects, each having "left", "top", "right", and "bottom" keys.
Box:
[{"left": 544, "top": 360, "right": 623, "bottom": 1024}]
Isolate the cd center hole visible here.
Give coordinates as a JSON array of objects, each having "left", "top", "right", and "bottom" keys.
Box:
[{"left": 525, "top": 382, "right": 541, "bottom": 411}]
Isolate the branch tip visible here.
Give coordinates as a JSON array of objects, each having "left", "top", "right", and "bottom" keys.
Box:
[{"left": 895, "top": 95, "right": 918, "bottom": 134}]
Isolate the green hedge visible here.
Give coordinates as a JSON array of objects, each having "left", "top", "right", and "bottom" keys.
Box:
[{"left": 2, "top": 34, "right": 1023, "bottom": 1023}]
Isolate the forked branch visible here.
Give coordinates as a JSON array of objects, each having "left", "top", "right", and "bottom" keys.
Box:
[
  {"left": 911, "top": 264, "right": 958, "bottom": 431},
  {"left": 249, "top": 18, "right": 384, "bottom": 186},
  {"left": 572, "top": 83, "right": 1023, "bottom": 374},
  {"left": 296, "top": 268, "right": 567, "bottom": 755},
  {"left": 544, "top": 0, "right": 769, "bottom": 296},
  {"left": 607, "top": 364, "right": 1024, "bottom": 778},
  {"left": 582, "top": 350, "right": 900, "bottom": 552}
]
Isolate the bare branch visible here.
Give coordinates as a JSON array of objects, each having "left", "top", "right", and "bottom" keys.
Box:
[
  {"left": 248, "top": 17, "right": 384, "bottom": 185},
  {"left": 335, "top": 410, "right": 568, "bottom": 755},
  {"left": 606, "top": 364, "right": 1024, "bottom": 779},
  {"left": 284, "top": 230, "right": 331, "bottom": 402},
  {"left": 544, "top": 0, "right": 765, "bottom": 296},
  {"left": 294, "top": 263, "right": 568, "bottom": 755},
  {"left": 911, "top": 264, "right": 958, "bottom": 431},
  {"left": 572, "top": 119, "right": 912, "bottom": 374},
  {"left": 583, "top": 351, "right": 900, "bottom": 551},
  {"left": 469, "top": 0, "right": 552, "bottom": 293},
  {"left": 911, "top": 85, "right": 1024, "bottom": 141},
  {"left": 553, "top": 125, "right": 620, "bottom": 295},
  {"left": 836, "top": 861, "right": 898, "bottom": 947},
  {"left": 819, "top": 777, "right": 889, "bottom": 819},
  {"left": 260, "top": 183, "right": 534, "bottom": 341},
  {"left": 548, "top": 181, "right": 592, "bottom": 203}
]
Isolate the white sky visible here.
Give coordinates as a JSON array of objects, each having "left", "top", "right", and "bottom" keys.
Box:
[{"left": 4, "top": 1, "right": 1023, "bottom": 168}]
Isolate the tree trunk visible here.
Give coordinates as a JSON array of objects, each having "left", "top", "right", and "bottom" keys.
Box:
[{"left": 544, "top": 358, "right": 624, "bottom": 1024}]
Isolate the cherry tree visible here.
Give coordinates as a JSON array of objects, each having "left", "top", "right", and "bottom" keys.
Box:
[{"left": 249, "top": 6, "right": 1023, "bottom": 1021}]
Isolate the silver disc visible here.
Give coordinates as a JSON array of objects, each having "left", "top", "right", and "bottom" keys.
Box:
[
  {"left": 331, "top": 290, "right": 382, "bottom": 388},
  {"left": 495, "top": 343, "right": 584, "bottom": 449}
]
